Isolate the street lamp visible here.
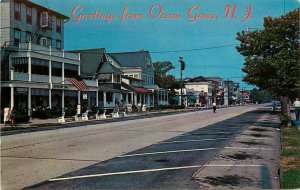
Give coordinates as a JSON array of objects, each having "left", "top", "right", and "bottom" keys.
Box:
[{"left": 178, "top": 57, "right": 185, "bottom": 106}]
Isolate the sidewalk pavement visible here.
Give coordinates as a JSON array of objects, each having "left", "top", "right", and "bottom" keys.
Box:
[{"left": 0, "top": 107, "right": 204, "bottom": 132}]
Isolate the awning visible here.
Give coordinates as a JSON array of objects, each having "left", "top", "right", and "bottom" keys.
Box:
[{"left": 130, "top": 86, "right": 152, "bottom": 93}]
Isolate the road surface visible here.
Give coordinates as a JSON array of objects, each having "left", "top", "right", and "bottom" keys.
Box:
[{"left": 1, "top": 105, "right": 280, "bottom": 189}]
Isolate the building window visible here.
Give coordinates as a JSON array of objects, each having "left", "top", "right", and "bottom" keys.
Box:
[
  {"left": 14, "top": 29, "right": 21, "bottom": 46},
  {"left": 40, "top": 12, "right": 52, "bottom": 30},
  {"left": 41, "top": 37, "right": 47, "bottom": 46},
  {"left": 14, "top": 3, "right": 21, "bottom": 21},
  {"left": 12, "top": 57, "right": 28, "bottom": 73},
  {"left": 47, "top": 38, "right": 52, "bottom": 47},
  {"left": 56, "top": 18, "right": 61, "bottom": 33},
  {"left": 64, "top": 63, "right": 78, "bottom": 78},
  {"left": 56, "top": 40, "right": 61, "bottom": 49},
  {"left": 25, "top": 32, "right": 32, "bottom": 43},
  {"left": 31, "top": 58, "right": 49, "bottom": 75},
  {"left": 52, "top": 61, "right": 62, "bottom": 77},
  {"left": 26, "top": 7, "right": 32, "bottom": 24},
  {"left": 48, "top": 14, "right": 53, "bottom": 30}
]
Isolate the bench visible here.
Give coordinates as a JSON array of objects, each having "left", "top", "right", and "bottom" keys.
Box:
[
  {"left": 82, "top": 111, "right": 89, "bottom": 120},
  {"left": 58, "top": 112, "right": 65, "bottom": 123}
]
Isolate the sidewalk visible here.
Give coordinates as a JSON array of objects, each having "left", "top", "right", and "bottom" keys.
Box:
[{"left": 0, "top": 107, "right": 205, "bottom": 135}]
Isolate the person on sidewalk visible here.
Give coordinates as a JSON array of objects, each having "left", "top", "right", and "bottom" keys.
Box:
[
  {"left": 293, "top": 98, "right": 300, "bottom": 120},
  {"left": 10, "top": 107, "right": 16, "bottom": 127},
  {"left": 3, "top": 106, "right": 10, "bottom": 126},
  {"left": 212, "top": 102, "right": 217, "bottom": 113}
]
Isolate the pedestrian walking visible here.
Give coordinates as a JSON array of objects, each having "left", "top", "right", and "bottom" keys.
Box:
[
  {"left": 212, "top": 102, "right": 217, "bottom": 113},
  {"left": 10, "top": 107, "right": 16, "bottom": 127},
  {"left": 3, "top": 106, "right": 10, "bottom": 126},
  {"left": 127, "top": 102, "right": 132, "bottom": 114},
  {"left": 293, "top": 98, "right": 300, "bottom": 121}
]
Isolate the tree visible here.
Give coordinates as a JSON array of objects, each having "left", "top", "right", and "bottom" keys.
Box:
[
  {"left": 236, "top": 8, "right": 300, "bottom": 119},
  {"left": 249, "top": 88, "right": 272, "bottom": 104},
  {"left": 153, "top": 61, "right": 178, "bottom": 89},
  {"left": 153, "top": 61, "right": 180, "bottom": 105}
]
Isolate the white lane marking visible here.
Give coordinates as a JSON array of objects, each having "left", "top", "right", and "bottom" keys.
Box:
[
  {"left": 159, "top": 138, "right": 229, "bottom": 144},
  {"left": 237, "top": 136, "right": 271, "bottom": 139},
  {"left": 182, "top": 132, "right": 232, "bottom": 136},
  {"left": 49, "top": 164, "right": 263, "bottom": 182},
  {"left": 117, "top": 148, "right": 217, "bottom": 158},
  {"left": 225, "top": 147, "right": 277, "bottom": 150},
  {"left": 49, "top": 165, "right": 202, "bottom": 181}
]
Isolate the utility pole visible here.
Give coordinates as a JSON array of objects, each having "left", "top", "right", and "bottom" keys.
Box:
[
  {"left": 179, "top": 57, "right": 185, "bottom": 106},
  {"left": 227, "top": 78, "right": 230, "bottom": 106}
]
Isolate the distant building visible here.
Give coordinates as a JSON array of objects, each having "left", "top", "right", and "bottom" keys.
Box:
[
  {"left": 107, "top": 51, "right": 168, "bottom": 107},
  {"left": 184, "top": 76, "right": 213, "bottom": 107}
]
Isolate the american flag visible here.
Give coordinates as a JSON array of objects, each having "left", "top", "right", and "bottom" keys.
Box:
[{"left": 67, "top": 77, "right": 88, "bottom": 91}]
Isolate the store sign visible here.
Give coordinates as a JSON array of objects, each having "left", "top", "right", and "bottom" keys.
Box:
[
  {"left": 16, "top": 88, "right": 28, "bottom": 94},
  {"left": 83, "top": 94, "right": 88, "bottom": 99},
  {"left": 51, "top": 84, "right": 69, "bottom": 89}
]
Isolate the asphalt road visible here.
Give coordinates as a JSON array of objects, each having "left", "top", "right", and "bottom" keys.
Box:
[{"left": 1, "top": 105, "right": 280, "bottom": 189}]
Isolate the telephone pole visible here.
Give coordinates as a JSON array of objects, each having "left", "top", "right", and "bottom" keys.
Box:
[{"left": 178, "top": 57, "right": 185, "bottom": 106}]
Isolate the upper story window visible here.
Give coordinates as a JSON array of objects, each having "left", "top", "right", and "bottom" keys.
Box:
[
  {"left": 26, "top": 7, "right": 32, "bottom": 24},
  {"left": 56, "top": 18, "right": 61, "bottom": 33},
  {"left": 14, "top": 29, "right": 21, "bottom": 46},
  {"left": 40, "top": 12, "right": 52, "bottom": 30},
  {"left": 113, "top": 74, "right": 121, "bottom": 83},
  {"left": 14, "top": 3, "right": 21, "bottom": 21},
  {"left": 64, "top": 63, "right": 78, "bottom": 78},
  {"left": 25, "top": 32, "right": 32, "bottom": 43},
  {"left": 56, "top": 40, "right": 62, "bottom": 50},
  {"left": 47, "top": 37, "right": 52, "bottom": 47}
]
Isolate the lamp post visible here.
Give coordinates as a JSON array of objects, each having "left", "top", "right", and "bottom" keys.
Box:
[{"left": 178, "top": 57, "right": 185, "bottom": 106}]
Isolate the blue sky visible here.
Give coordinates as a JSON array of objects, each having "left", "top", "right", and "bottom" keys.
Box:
[{"left": 33, "top": 0, "right": 299, "bottom": 89}]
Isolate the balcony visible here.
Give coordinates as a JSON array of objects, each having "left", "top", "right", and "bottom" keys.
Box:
[
  {"left": 13, "top": 72, "right": 29, "bottom": 81},
  {"left": 16, "top": 43, "right": 80, "bottom": 61},
  {"left": 84, "top": 79, "right": 98, "bottom": 87},
  {"left": 31, "top": 74, "right": 49, "bottom": 83}
]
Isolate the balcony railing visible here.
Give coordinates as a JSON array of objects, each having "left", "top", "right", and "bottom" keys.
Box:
[
  {"left": 32, "top": 74, "right": 49, "bottom": 83},
  {"left": 13, "top": 72, "right": 29, "bottom": 81},
  {"left": 17, "top": 42, "right": 80, "bottom": 61}
]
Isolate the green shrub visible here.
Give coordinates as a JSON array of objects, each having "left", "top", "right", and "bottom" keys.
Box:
[
  {"left": 15, "top": 114, "right": 29, "bottom": 123},
  {"left": 280, "top": 114, "right": 291, "bottom": 125}
]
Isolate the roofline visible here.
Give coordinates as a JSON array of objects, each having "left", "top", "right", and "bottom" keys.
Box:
[
  {"left": 107, "top": 50, "right": 150, "bottom": 54},
  {"left": 68, "top": 48, "right": 105, "bottom": 53},
  {"left": 18, "top": 0, "right": 69, "bottom": 19}
]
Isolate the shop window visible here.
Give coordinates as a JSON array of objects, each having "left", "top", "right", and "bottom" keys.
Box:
[
  {"left": 14, "top": 3, "right": 21, "bottom": 21},
  {"left": 106, "top": 92, "right": 113, "bottom": 102}
]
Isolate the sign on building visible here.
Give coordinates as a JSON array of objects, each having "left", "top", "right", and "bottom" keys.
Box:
[{"left": 83, "top": 94, "right": 88, "bottom": 99}]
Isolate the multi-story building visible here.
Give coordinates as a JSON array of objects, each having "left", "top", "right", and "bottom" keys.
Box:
[
  {"left": 107, "top": 50, "right": 167, "bottom": 108},
  {"left": 0, "top": 0, "right": 98, "bottom": 118},
  {"left": 184, "top": 76, "right": 213, "bottom": 107}
]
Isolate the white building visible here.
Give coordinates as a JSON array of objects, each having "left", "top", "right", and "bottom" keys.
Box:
[{"left": 0, "top": 0, "right": 98, "bottom": 118}]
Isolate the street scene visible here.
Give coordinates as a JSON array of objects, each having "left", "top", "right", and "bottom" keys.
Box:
[
  {"left": 1, "top": 0, "right": 299, "bottom": 189},
  {"left": 1, "top": 105, "right": 281, "bottom": 189}
]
